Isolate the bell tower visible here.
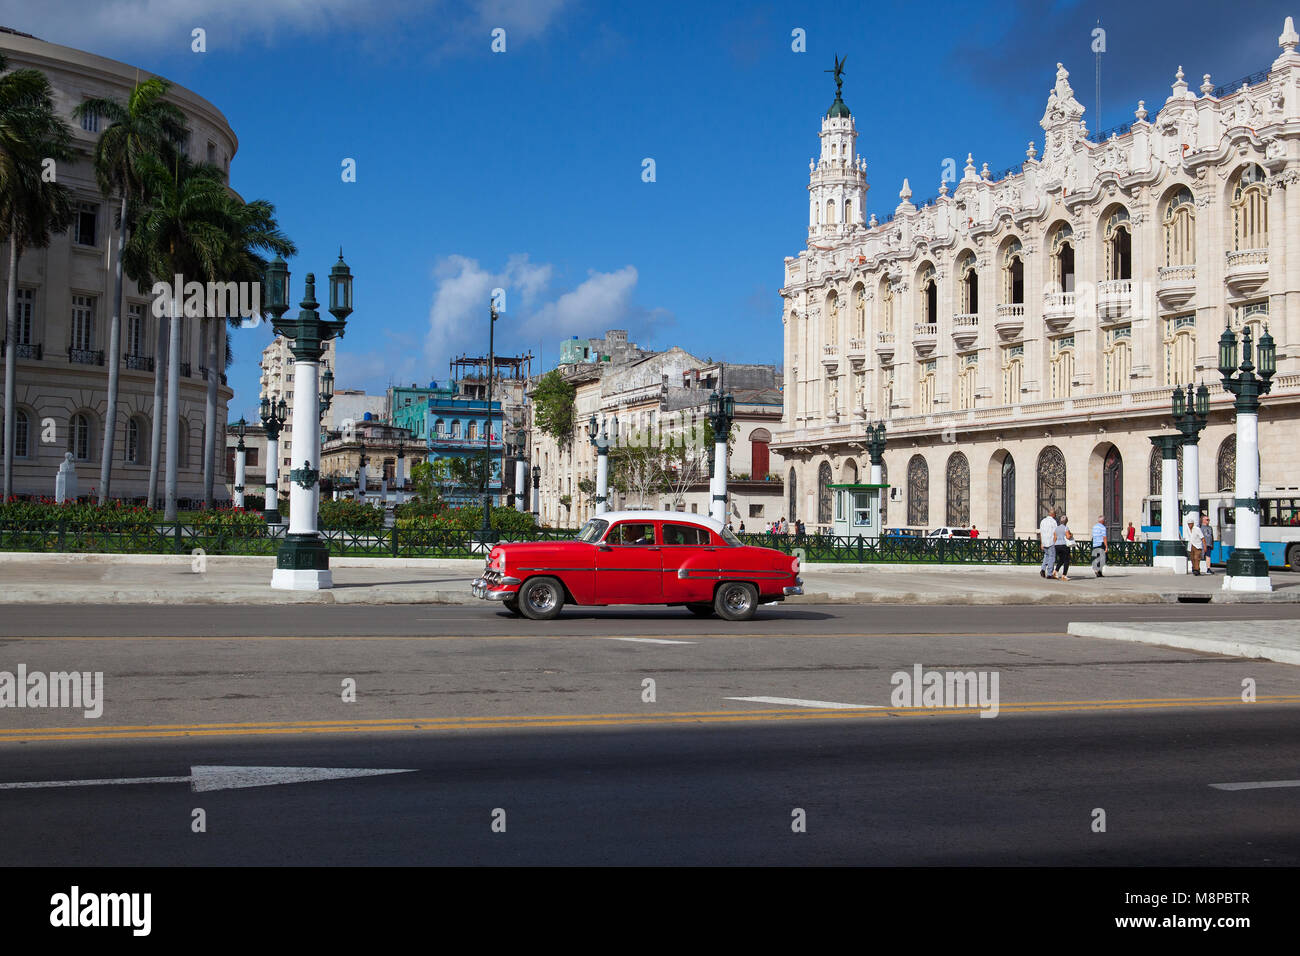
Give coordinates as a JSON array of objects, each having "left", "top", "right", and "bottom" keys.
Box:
[{"left": 809, "top": 55, "right": 868, "bottom": 242}]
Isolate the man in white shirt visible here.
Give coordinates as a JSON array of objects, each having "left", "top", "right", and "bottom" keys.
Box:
[
  {"left": 1187, "top": 519, "right": 1205, "bottom": 576},
  {"left": 1039, "top": 507, "right": 1058, "bottom": 579}
]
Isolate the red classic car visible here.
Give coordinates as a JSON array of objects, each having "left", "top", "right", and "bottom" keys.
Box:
[{"left": 470, "top": 510, "right": 803, "bottom": 621}]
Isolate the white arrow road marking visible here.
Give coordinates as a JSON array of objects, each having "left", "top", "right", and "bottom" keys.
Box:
[
  {"left": 608, "top": 637, "right": 695, "bottom": 645},
  {"left": 1209, "top": 779, "right": 1300, "bottom": 791},
  {"left": 725, "top": 696, "right": 885, "bottom": 709},
  {"left": 0, "top": 766, "right": 417, "bottom": 793}
]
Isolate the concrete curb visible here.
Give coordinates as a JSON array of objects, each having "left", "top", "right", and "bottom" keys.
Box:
[
  {"left": 0, "top": 552, "right": 485, "bottom": 572},
  {"left": 1067, "top": 622, "right": 1300, "bottom": 665}
]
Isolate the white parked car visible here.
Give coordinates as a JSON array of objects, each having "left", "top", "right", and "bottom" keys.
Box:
[{"left": 926, "top": 527, "right": 975, "bottom": 540}]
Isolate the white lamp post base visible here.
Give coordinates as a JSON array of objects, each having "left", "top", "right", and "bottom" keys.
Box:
[
  {"left": 1153, "top": 554, "right": 1188, "bottom": 573},
  {"left": 1222, "top": 574, "right": 1272, "bottom": 592},
  {"left": 271, "top": 568, "right": 335, "bottom": 590}
]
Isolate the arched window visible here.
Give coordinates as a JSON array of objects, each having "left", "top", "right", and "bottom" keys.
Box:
[
  {"left": 1217, "top": 435, "right": 1237, "bottom": 492},
  {"left": 946, "top": 452, "right": 970, "bottom": 526},
  {"left": 467, "top": 421, "right": 478, "bottom": 441},
  {"left": 917, "top": 359, "right": 937, "bottom": 413},
  {"left": 1049, "top": 223, "right": 1075, "bottom": 292},
  {"left": 843, "top": 459, "right": 858, "bottom": 483},
  {"left": 825, "top": 199, "right": 836, "bottom": 226},
  {"left": 852, "top": 283, "right": 866, "bottom": 338},
  {"left": 10, "top": 409, "right": 30, "bottom": 458},
  {"left": 1104, "top": 208, "right": 1132, "bottom": 280},
  {"left": 788, "top": 466, "right": 798, "bottom": 522},
  {"left": 1050, "top": 335, "right": 1074, "bottom": 399},
  {"left": 177, "top": 418, "right": 190, "bottom": 469},
  {"left": 907, "top": 454, "right": 929, "bottom": 527},
  {"left": 1149, "top": 445, "right": 1184, "bottom": 496},
  {"left": 1164, "top": 187, "right": 1195, "bottom": 266},
  {"left": 1232, "top": 164, "right": 1268, "bottom": 250},
  {"left": 434, "top": 418, "right": 445, "bottom": 437},
  {"left": 126, "top": 417, "right": 141, "bottom": 464},
  {"left": 1103, "top": 326, "right": 1132, "bottom": 393},
  {"left": 70, "top": 412, "right": 93, "bottom": 462},
  {"left": 1002, "top": 239, "right": 1024, "bottom": 304},
  {"left": 451, "top": 420, "right": 461, "bottom": 438},
  {"left": 1163, "top": 315, "right": 1195, "bottom": 385},
  {"left": 958, "top": 251, "right": 978, "bottom": 313},
  {"left": 817, "top": 461, "right": 833, "bottom": 525},
  {"left": 879, "top": 278, "right": 894, "bottom": 332},
  {"left": 920, "top": 265, "right": 937, "bottom": 325},
  {"left": 825, "top": 290, "right": 839, "bottom": 348},
  {"left": 1036, "top": 445, "right": 1066, "bottom": 519}
]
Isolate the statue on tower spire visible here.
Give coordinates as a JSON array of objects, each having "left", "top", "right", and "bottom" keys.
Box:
[{"left": 825, "top": 54, "right": 851, "bottom": 118}]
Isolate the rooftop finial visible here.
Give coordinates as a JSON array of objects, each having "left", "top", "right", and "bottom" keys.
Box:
[
  {"left": 1281, "top": 16, "right": 1298, "bottom": 53},
  {"left": 824, "top": 54, "right": 851, "bottom": 118}
]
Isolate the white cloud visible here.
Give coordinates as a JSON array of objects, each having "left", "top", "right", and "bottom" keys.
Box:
[
  {"left": 525, "top": 266, "right": 639, "bottom": 342},
  {"left": 0, "top": 0, "right": 570, "bottom": 53}
]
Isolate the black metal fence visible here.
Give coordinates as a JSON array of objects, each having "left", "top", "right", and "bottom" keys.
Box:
[{"left": 737, "top": 532, "right": 1153, "bottom": 566}]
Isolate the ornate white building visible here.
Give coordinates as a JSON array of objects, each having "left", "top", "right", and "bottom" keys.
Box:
[{"left": 775, "top": 18, "right": 1300, "bottom": 538}]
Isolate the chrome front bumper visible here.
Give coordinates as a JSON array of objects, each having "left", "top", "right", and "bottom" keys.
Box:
[{"left": 471, "top": 575, "right": 518, "bottom": 601}]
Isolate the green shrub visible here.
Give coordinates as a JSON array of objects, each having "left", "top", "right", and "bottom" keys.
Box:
[
  {"left": 319, "top": 498, "right": 385, "bottom": 530},
  {"left": 0, "top": 499, "right": 159, "bottom": 530},
  {"left": 191, "top": 507, "right": 265, "bottom": 534}
]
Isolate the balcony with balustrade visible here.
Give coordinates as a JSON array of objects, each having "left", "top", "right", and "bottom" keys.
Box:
[
  {"left": 1225, "top": 249, "right": 1268, "bottom": 297},
  {"left": 846, "top": 336, "right": 867, "bottom": 361},
  {"left": 1097, "top": 279, "right": 1133, "bottom": 320},
  {"left": 951, "top": 313, "right": 979, "bottom": 349},
  {"left": 1157, "top": 265, "right": 1196, "bottom": 309},
  {"left": 67, "top": 347, "right": 103, "bottom": 366},
  {"left": 912, "top": 322, "right": 938, "bottom": 356},
  {"left": 874, "top": 330, "right": 896, "bottom": 360},
  {"left": 1042, "top": 292, "right": 1075, "bottom": 331},
  {"left": 0, "top": 342, "right": 41, "bottom": 361},
  {"left": 124, "top": 353, "right": 154, "bottom": 372},
  {"left": 994, "top": 303, "right": 1025, "bottom": 339},
  {"left": 821, "top": 343, "right": 840, "bottom": 367}
]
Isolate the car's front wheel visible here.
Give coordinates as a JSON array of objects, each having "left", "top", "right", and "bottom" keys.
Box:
[
  {"left": 685, "top": 602, "right": 714, "bottom": 617},
  {"left": 714, "top": 581, "right": 758, "bottom": 622},
  {"left": 518, "top": 577, "right": 565, "bottom": 621}
]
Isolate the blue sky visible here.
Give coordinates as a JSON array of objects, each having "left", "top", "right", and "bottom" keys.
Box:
[{"left": 5, "top": 0, "right": 1297, "bottom": 421}]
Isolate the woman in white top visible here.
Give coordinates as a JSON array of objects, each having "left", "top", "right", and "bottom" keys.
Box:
[{"left": 1053, "top": 516, "right": 1073, "bottom": 580}]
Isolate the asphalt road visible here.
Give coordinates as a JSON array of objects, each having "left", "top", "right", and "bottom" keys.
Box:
[{"left": 1, "top": 602, "right": 1297, "bottom": 865}]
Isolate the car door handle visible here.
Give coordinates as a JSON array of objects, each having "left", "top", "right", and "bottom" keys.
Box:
[{"left": 644, "top": 547, "right": 661, "bottom": 551}]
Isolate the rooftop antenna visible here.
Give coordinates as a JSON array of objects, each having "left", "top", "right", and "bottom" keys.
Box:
[{"left": 1094, "top": 18, "right": 1103, "bottom": 141}]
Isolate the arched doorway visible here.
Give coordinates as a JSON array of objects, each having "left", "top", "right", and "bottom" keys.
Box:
[
  {"left": 1103, "top": 447, "right": 1123, "bottom": 540},
  {"left": 1001, "top": 455, "right": 1016, "bottom": 539}
]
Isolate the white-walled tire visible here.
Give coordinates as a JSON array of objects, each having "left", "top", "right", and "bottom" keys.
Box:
[{"left": 714, "top": 582, "right": 758, "bottom": 622}]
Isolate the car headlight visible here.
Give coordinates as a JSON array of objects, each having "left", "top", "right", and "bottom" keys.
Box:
[{"left": 494, "top": 549, "right": 506, "bottom": 573}]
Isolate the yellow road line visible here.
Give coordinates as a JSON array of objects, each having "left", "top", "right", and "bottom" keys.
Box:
[
  {"left": 1, "top": 696, "right": 1296, "bottom": 744},
  {"left": 0, "top": 630, "right": 1066, "bottom": 641}
]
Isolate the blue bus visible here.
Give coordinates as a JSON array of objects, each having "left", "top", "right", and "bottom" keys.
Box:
[{"left": 1142, "top": 490, "right": 1300, "bottom": 569}]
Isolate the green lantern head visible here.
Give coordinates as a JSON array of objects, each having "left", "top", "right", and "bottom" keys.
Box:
[{"left": 1217, "top": 325, "right": 1238, "bottom": 380}]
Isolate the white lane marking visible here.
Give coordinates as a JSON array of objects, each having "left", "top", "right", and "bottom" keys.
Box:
[
  {"left": 0, "top": 766, "right": 416, "bottom": 793},
  {"left": 1209, "top": 779, "right": 1300, "bottom": 791},
  {"left": 609, "top": 637, "right": 695, "bottom": 645},
  {"left": 725, "top": 696, "right": 884, "bottom": 709}
]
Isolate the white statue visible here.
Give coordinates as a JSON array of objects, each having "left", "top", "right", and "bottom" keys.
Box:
[{"left": 55, "top": 452, "right": 79, "bottom": 503}]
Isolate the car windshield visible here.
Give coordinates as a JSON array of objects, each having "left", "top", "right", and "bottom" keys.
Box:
[
  {"left": 574, "top": 519, "right": 609, "bottom": 543},
  {"left": 719, "top": 527, "right": 742, "bottom": 547}
]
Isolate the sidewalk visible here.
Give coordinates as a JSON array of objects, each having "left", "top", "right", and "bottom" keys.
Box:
[
  {"left": 1067, "top": 620, "right": 1300, "bottom": 665},
  {"left": 0, "top": 552, "right": 1296, "bottom": 605}
]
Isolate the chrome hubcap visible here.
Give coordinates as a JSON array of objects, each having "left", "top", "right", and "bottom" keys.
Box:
[
  {"left": 526, "top": 584, "right": 556, "bottom": 612},
  {"left": 723, "top": 586, "right": 751, "bottom": 613}
]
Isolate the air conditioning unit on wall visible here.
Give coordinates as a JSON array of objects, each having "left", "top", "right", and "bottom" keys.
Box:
[{"left": 890, "top": 487, "right": 902, "bottom": 501}]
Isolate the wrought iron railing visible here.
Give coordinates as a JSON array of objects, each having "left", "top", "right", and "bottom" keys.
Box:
[
  {"left": 124, "top": 353, "right": 154, "bottom": 371},
  {"left": 68, "top": 347, "right": 103, "bottom": 365},
  {"left": 1, "top": 342, "right": 41, "bottom": 360},
  {"left": 736, "top": 532, "right": 1152, "bottom": 566}
]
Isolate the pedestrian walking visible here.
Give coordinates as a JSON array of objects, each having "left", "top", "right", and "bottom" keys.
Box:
[
  {"left": 1187, "top": 519, "right": 1205, "bottom": 576},
  {"left": 1091, "top": 514, "right": 1108, "bottom": 577},
  {"left": 738, "top": 520, "right": 745, "bottom": 534},
  {"left": 1200, "top": 515, "right": 1214, "bottom": 575},
  {"left": 1039, "top": 507, "right": 1058, "bottom": 579},
  {"left": 1126, "top": 521, "right": 1136, "bottom": 542},
  {"left": 1053, "top": 514, "right": 1073, "bottom": 580}
]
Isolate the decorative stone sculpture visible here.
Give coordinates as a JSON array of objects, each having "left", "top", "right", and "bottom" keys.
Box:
[{"left": 55, "top": 453, "right": 78, "bottom": 503}]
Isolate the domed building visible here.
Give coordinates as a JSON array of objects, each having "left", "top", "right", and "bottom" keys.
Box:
[
  {"left": 775, "top": 18, "right": 1300, "bottom": 539},
  {"left": 0, "top": 26, "right": 238, "bottom": 502}
]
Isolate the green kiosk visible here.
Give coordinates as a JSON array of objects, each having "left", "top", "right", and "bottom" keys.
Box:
[{"left": 828, "top": 483, "right": 888, "bottom": 539}]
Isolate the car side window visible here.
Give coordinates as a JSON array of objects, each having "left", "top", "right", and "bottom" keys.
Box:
[
  {"left": 663, "top": 523, "right": 708, "bottom": 546},
  {"left": 608, "top": 523, "right": 656, "bottom": 546}
]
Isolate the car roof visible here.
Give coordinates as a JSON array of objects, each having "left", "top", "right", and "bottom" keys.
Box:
[{"left": 589, "top": 510, "right": 726, "bottom": 532}]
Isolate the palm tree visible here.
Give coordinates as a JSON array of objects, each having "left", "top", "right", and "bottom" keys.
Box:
[
  {"left": 124, "top": 152, "right": 230, "bottom": 520},
  {"left": 1, "top": 54, "right": 74, "bottom": 500},
  {"left": 74, "top": 78, "right": 186, "bottom": 504}
]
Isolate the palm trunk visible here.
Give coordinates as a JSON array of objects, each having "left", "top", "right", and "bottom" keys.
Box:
[
  {"left": 203, "top": 317, "right": 218, "bottom": 507},
  {"left": 164, "top": 295, "right": 181, "bottom": 521},
  {"left": 147, "top": 311, "right": 167, "bottom": 509},
  {"left": 98, "top": 193, "right": 128, "bottom": 503},
  {"left": 3, "top": 228, "right": 19, "bottom": 500}
]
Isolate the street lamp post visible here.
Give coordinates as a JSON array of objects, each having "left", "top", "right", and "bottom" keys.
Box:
[
  {"left": 865, "top": 421, "right": 887, "bottom": 484},
  {"left": 232, "top": 417, "right": 248, "bottom": 509},
  {"left": 357, "top": 440, "right": 369, "bottom": 500},
  {"left": 1172, "top": 383, "right": 1210, "bottom": 568},
  {"left": 396, "top": 439, "right": 407, "bottom": 500},
  {"left": 531, "top": 463, "right": 541, "bottom": 523},
  {"left": 1148, "top": 433, "right": 1186, "bottom": 573},
  {"left": 588, "top": 414, "right": 616, "bottom": 514},
  {"left": 707, "top": 391, "right": 736, "bottom": 524},
  {"left": 514, "top": 428, "right": 528, "bottom": 513},
  {"left": 267, "top": 253, "right": 352, "bottom": 591},
  {"left": 478, "top": 300, "right": 498, "bottom": 546},
  {"left": 259, "top": 395, "right": 287, "bottom": 524},
  {"left": 1219, "top": 323, "right": 1276, "bottom": 591}
]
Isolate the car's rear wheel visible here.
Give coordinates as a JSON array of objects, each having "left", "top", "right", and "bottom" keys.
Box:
[
  {"left": 518, "top": 577, "right": 564, "bottom": 621},
  {"left": 686, "top": 602, "right": 714, "bottom": 617},
  {"left": 714, "top": 581, "right": 758, "bottom": 622}
]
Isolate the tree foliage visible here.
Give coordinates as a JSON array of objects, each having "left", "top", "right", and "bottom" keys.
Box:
[{"left": 533, "top": 370, "right": 576, "bottom": 443}]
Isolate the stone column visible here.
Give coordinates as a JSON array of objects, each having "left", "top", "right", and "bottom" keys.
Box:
[
  {"left": 1223, "top": 406, "right": 1271, "bottom": 591},
  {"left": 234, "top": 444, "right": 246, "bottom": 508},
  {"left": 1151, "top": 434, "right": 1186, "bottom": 573},
  {"left": 515, "top": 459, "right": 528, "bottom": 513}
]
